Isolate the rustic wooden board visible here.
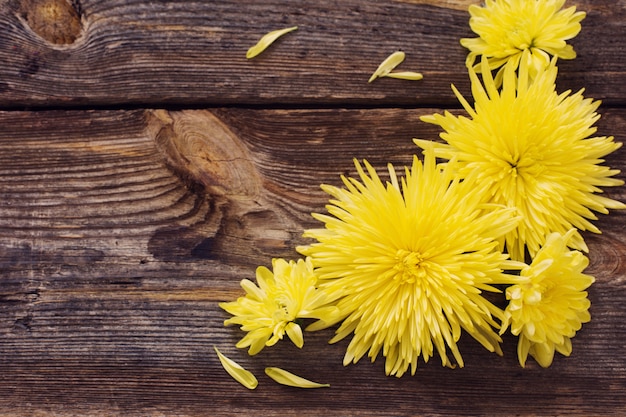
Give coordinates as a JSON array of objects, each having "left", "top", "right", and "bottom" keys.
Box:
[
  {"left": 0, "top": 108, "right": 625, "bottom": 416},
  {"left": 1, "top": 0, "right": 626, "bottom": 415},
  {"left": 0, "top": 0, "right": 624, "bottom": 108}
]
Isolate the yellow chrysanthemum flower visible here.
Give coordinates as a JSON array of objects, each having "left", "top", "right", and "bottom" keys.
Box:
[
  {"left": 460, "top": 0, "right": 585, "bottom": 80},
  {"left": 298, "top": 149, "right": 522, "bottom": 377},
  {"left": 220, "top": 257, "right": 338, "bottom": 355},
  {"left": 415, "top": 57, "right": 625, "bottom": 261},
  {"left": 501, "top": 230, "right": 595, "bottom": 368}
]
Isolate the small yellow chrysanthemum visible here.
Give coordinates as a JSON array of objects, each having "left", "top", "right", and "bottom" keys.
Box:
[
  {"left": 220, "top": 257, "right": 338, "bottom": 355},
  {"left": 298, "top": 149, "right": 522, "bottom": 377},
  {"left": 501, "top": 230, "right": 595, "bottom": 368},
  {"left": 460, "top": 0, "right": 585, "bottom": 80},
  {"left": 416, "top": 57, "right": 625, "bottom": 261}
]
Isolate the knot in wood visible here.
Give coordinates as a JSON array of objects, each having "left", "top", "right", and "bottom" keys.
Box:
[
  {"left": 20, "top": 0, "right": 83, "bottom": 45},
  {"left": 148, "top": 110, "right": 262, "bottom": 199}
]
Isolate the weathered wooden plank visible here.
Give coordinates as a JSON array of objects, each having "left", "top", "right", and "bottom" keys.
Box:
[
  {"left": 0, "top": 0, "right": 624, "bottom": 108},
  {"left": 0, "top": 108, "right": 625, "bottom": 416}
]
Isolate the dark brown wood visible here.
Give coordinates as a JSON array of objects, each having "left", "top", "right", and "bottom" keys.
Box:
[
  {"left": 1, "top": 0, "right": 626, "bottom": 415},
  {"left": 0, "top": 108, "right": 625, "bottom": 416},
  {"left": 0, "top": 0, "right": 624, "bottom": 108}
]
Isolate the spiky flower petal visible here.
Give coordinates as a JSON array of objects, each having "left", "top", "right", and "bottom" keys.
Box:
[
  {"left": 416, "top": 57, "right": 625, "bottom": 261},
  {"left": 220, "top": 258, "right": 338, "bottom": 355},
  {"left": 501, "top": 230, "right": 595, "bottom": 367},
  {"left": 265, "top": 367, "right": 330, "bottom": 388},
  {"left": 460, "top": 0, "right": 585, "bottom": 80},
  {"left": 246, "top": 26, "right": 298, "bottom": 59},
  {"left": 369, "top": 51, "right": 406, "bottom": 83},
  {"left": 298, "top": 149, "right": 522, "bottom": 377},
  {"left": 214, "top": 346, "right": 258, "bottom": 389}
]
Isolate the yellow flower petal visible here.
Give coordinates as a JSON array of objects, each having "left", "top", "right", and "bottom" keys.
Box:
[
  {"left": 285, "top": 322, "right": 304, "bottom": 348},
  {"left": 214, "top": 346, "right": 258, "bottom": 389},
  {"left": 383, "top": 71, "right": 424, "bottom": 81},
  {"left": 246, "top": 26, "right": 298, "bottom": 59},
  {"left": 265, "top": 367, "right": 330, "bottom": 388},
  {"left": 368, "top": 51, "right": 405, "bottom": 83}
]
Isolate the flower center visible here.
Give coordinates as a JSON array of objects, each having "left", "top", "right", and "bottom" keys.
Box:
[
  {"left": 507, "top": 24, "right": 534, "bottom": 51},
  {"left": 272, "top": 302, "right": 293, "bottom": 322},
  {"left": 503, "top": 149, "right": 545, "bottom": 181},
  {"left": 393, "top": 249, "right": 427, "bottom": 284},
  {"left": 273, "top": 287, "right": 305, "bottom": 318}
]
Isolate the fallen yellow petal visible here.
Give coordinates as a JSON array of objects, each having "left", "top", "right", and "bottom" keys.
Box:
[
  {"left": 383, "top": 71, "right": 423, "bottom": 80},
  {"left": 214, "top": 346, "right": 258, "bottom": 389},
  {"left": 246, "top": 26, "right": 298, "bottom": 59},
  {"left": 368, "top": 51, "right": 405, "bottom": 83},
  {"left": 265, "top": 367, "right": 330, "bottom": 388}
]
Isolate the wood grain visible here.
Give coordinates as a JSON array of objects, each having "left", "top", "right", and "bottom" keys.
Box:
[
  {"left": 0, "top": 0, "right": 624, "bottom": 108},
  {"left": 1, "top": 108, "right": 625, "bottom": 416},
  {"left": 1, "top": 0, "right": 625, "bottom": 415}
]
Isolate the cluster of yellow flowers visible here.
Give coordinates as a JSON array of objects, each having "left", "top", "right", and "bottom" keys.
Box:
[{"left": 218, "top": 0, "right": 624, "bottom": 386}]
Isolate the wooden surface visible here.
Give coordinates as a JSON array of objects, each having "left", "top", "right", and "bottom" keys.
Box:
[{"left": 0, "top": 0, "right": 625, "bottom": 416}]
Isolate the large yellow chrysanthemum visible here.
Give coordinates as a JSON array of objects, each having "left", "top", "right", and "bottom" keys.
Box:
[
  {"left": 460, "top": 0, "right": 585, "bottom": 80},
  {"left": 220, "top": 258, "right": 339, "bottom": 355},
  {"left": 298, "top": 149, "right": 521, "bottom": 377},
  {"left": 501, "top": 230, "right": 594, "bottom": 368},
  {"left": 415, "top": 57, "right": 625, "bottom": 261}
]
